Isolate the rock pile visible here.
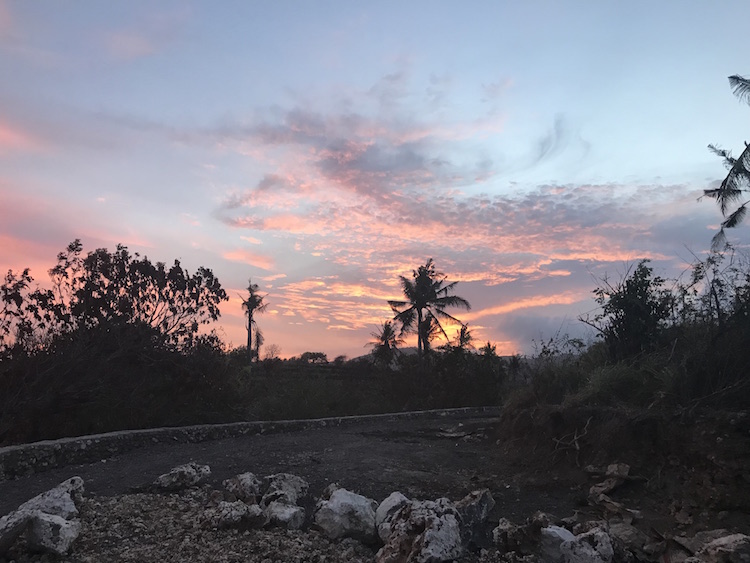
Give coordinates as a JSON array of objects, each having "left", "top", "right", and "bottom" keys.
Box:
[{"left": 2, "top": 463, "right": 749, "bottom": 562}]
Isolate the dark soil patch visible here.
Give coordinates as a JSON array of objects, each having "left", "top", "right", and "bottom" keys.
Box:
[{"left": 2, "top": 407, "right": 749, "bottom": 540}]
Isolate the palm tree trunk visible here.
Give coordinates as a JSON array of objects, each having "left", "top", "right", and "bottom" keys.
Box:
[
  {"left": 416, "top": 309, "right": 424, "bottom": 363},
  {"left": 246, "top": 312, "right": 253, "bottom": 372}
]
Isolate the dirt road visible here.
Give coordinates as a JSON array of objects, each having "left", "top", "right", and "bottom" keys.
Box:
[{"left": 0, "top": 412, "right": 581, "bottom": 521}]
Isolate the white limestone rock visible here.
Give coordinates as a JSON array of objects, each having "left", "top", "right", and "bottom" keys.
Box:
[
  {"left": 223, "top": 472, "right": 262, "bottom": 503},
  {"left": 540, "top": 526, "right": 577, "bottom": 563},
  {"left": 560, "top": 527, "right": 614, "bottom": 563},
  {"left": 264, "top": 500, "right": 306, "bottom": 530},
  {"left": 153, "top": 462, "right": 211, "bottom": 491},
  {"left": 314, "top": 487, "right": 378, "bottom": 543},
  {"left": 0, "top": 476, "right": 84, "bottom": 556},
  {"left": 25, "top": 512, "right": 82, "bottom": 555},
  {"left": 261, "top": 473, "right": 309, "bottom": 507},
  {"left": 376, "top": 498, "right": 463, "bottom": 563},
  {"left": 376, "top": 492, "right": 410, "bottom": 543}
]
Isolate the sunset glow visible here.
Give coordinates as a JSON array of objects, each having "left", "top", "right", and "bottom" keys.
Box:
[{"left": 1, "top": 1, "right": 748, "bottom": 358}]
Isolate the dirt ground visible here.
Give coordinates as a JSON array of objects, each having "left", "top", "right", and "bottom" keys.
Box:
[{"left": 2, "top": 408, "right": 749, "bottom": 540}]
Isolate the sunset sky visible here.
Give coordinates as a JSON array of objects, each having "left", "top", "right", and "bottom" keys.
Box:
[{"left": 2, "top": 1, "right": 749, "bottom": 358}]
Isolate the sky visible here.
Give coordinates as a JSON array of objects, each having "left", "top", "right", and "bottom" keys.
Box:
[{"left": 1, "top": 1, "right": 749, "bottom": 359}]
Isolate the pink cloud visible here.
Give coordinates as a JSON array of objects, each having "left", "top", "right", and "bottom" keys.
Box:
[
  {"left": 463, "top": 291, "right": 589, "bottom": 322},
  {"left": 0, "top": 119, "right": 43, "bottom": 153},
  {"left": 222, "top": 249, "right": 275, "bottom": 270}
]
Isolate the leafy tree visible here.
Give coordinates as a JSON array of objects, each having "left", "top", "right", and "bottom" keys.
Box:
[
  {"left": 388, "top": 259, "right": 471, "bottom": 361},
  {"left": 298, "top": 351, "right": 328, "bottom": 364},
  {"left": 580, "top": 260, "right": 672, "bottom": 361},
  {"left": 479, "top": 341, "right": 497, "bottom": 358},
  {"left": 0, "top": 240, "right": 227, "bottom": 355},
  {"left": 704, "top": 74, "right": 750, "bottom": 249},
  {"left": 240, "top": 278, "right": 268, "bottom": 366},
  {"left": 368, "top": 320, "right": 404, "bottom": 368}
]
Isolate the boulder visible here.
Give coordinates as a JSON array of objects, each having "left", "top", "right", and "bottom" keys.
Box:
[
  {"left": 540, "top": 526, "right": 577, "bottom": 562},
  {"left": 376, "top": 492, "right": 410, "bottom": 542},
  {"left": 223, "top": 472, "right": 262, "bottom": 503},
  {"left": 153, "top": 462, "right": 211, "bottom": 491},
  {"left": 314, "top": 487, "right": 378, "bottom": 543},
  {"left": 560, "top": 527, "right": 614, "bottom": 563},
  {"left": 25, "top": 513, "right": 82, "bottom": 555},
  {"left": 261, "top": 473, "right": 309, "bottom": 507},
  {"left": 264, "top": 501, "right": 305, "bottom": 530},
  {"left": 376, "top": 498, "right": 463, "bottom": 563},
  {"left": 493, "top": 513, "right": 548, "bottom": 555},
  {"left": 0, "top": 476, "right": 84, "bottom": 556},
  {"left": 454, "top": 489, "right": 495, "bottom": 546},
  {"left": 257, "top": 473, "right": 309, "bottom": 530}
]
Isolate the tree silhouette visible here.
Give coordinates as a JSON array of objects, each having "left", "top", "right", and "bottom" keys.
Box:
[
  {"left": 1, "top": 240, "right": 228, "bottom": 355},
  {"left": 240, "top": 278, "right": 268, "bottom": 367},
  {"left": 388, "top": 259, "right": 471, "bottom": 361},
  {"left": 451, "top": 324, "right": 475, "bottom": 353},
  {"left": 368, "top": 320, "right": 404, "bottom": 368},
  {"left": 704, "top": 74, "right": 750, "bottom": 250}
]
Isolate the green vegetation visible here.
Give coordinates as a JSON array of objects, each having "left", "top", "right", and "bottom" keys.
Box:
[
  {"left": 2, "top": 76, "right": 750, "bottom": 446},
  {"left": 1, "top": 240, "right": 750, "bottom": 447}
]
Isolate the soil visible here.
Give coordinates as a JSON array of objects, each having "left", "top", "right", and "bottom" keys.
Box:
[{"left": 1, "top": 407, "right": 749, "bottom": 559}]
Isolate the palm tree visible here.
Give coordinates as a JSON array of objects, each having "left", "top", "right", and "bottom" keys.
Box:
[
  {"left": 368, "top": 320, "right": 403, "bottom": 368},
  {"left": 388, "top": 259, "right": 471, "bottom": 361},
  {"left": 704, "top": 74, "right": 750, "bottom": 249},
  {"left": 453, "top": 323, "right": 474, "bottom": 352},
  {"left": 240, "top": 278, "right": 268, "bottom": 368}
]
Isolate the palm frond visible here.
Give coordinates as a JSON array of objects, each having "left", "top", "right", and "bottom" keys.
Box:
[
  {"left": 392, "top": 307, "right": 416, "bottom": 334},
  {"left": 722, "top": 203, "right": 748, "bottom": 229},
  {"left": 711, "top": 228, "right": 728, "bottom": 252},
  {"left": 706, "top": 143, "right": 750, "bottom": 214},
  {"left": 431, "top": 308, "right": 464, "bottom": 325},
  {"left": 433, "top": 295, "right": 471, "bottom": 310},
  {"left": 729, "top": 75, "right": 750, "bottom": 105},
  {"left": 708, "top": 144, "right": 736, "bottom": 168},
  {"left": 388, "top": 299, "right": 409, "bottom": 312}
]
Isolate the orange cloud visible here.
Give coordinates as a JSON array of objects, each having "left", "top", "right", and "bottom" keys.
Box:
[
  {"left": 222, "top": 249, "right": 274, "bottom": 270},
  {"left": 463, "top": 291, "right": 588, "bottom": 322}
]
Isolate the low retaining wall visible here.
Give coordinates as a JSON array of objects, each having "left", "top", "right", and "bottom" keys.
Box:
[{"left": 0, "top": 406, "right": 501, "bottom": 481}]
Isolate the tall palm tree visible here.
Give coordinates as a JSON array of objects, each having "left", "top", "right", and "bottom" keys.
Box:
[
  {"left": 240, "top": 278, "right": 268, "bottom": 368},
  {"left": 704, "top": 74, "right": 750, "bottom": 249},
  {"left": 368, "top": 320, "right": 403, "bottom": 367},
  {"left": 388, "top": 259, "right": 471, "bottom": 360}
]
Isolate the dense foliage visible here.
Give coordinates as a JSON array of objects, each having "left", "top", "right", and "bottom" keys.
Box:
[{"left": 1, "top": 240, "right": 227, "bottom": 358}]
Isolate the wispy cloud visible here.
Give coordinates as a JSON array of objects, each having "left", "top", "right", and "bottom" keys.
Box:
[
  {"left": 0, "top": 119, "right": 43, "bottom": 153},
  {"left": 204, "top": 72, "right": 712, "bottom": 354},
  {"left": 222, "top": 249, "right": 275, "bottom": 270}
]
